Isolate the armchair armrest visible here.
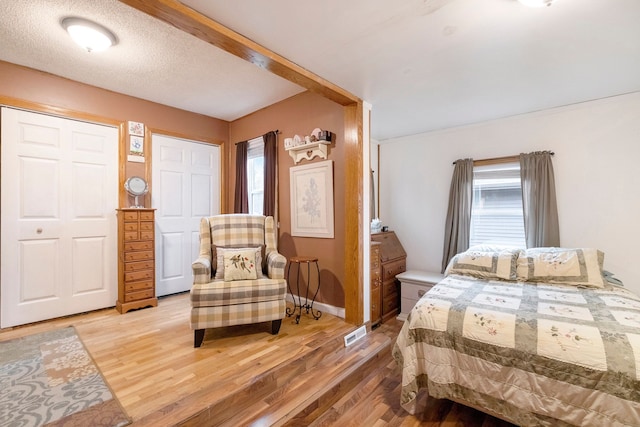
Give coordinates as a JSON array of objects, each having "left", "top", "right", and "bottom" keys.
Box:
[
  {"left": 267, "top": 251, "right": 286, "bottom": 280},
  {"left": 192, "top": 257, "right": 212, "bottom": 284}
]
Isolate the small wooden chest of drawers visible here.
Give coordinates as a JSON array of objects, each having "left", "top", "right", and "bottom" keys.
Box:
[
  {"left": 371, "top": 231, "right": 406, "bottom": 324},
  {"left": 396, "top": 270, "right": 444, "bottom": 321},
  {"left": 116, "top": 208, "right": 158, "bottom": 314}
]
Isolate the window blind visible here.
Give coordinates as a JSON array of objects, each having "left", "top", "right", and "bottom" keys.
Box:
[{"left": 469, "top": 163, "right": 526, "bottom": 248}]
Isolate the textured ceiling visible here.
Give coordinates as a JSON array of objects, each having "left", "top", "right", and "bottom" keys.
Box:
[
  {"left": 1, "top": 0, "right": 639, "bottom": 140},
  {"left": 0, "top": 0, "right": 305, "bottom": 122}
]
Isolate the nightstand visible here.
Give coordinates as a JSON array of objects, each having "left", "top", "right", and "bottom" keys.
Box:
[{"left": 396, "top": 270, "right": 444, "bottom": 321}]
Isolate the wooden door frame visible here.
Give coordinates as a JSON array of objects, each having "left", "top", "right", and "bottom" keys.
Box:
[{"left": 118, "top": 0, "right": 366, "bottom": 324}]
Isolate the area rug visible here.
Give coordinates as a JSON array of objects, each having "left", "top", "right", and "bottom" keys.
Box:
[{"left": 0, "top": 326, "right": 130, "bottom": 427}]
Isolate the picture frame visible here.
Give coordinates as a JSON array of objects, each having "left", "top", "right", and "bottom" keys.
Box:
[
  {"left": 128, "top": 120, "right": 144, "bottom": 137},
  {"left": 127, "top": 135, "right": 145, "bottom": 163},
  {"left": 290, "top": 160, "right": 334, "bottom": 238}
]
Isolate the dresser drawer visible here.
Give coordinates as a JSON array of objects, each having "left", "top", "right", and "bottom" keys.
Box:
[
  {"left": 123, "top": 211, "right": 139, "bottom": 221},
  {"left": 140, "top": 231, "right": 154, "bottom": 240},
  {"left": 140, "top": 221, "right": 154, "bottom": 231},
  {"left": 125, "top": 269, "right": 154, "bottom": 282},
  {"left": 125, "top": 280, "right": 154, "bottom": 293},
  {"left": 402, "top": 281, "right": 434, "bottom": 302},
  {"left": 382, "top": 281, "right": 398, "bottom": 299},
  {"left": 124, "top": 241, "right": 154, "bottom": 251},
  {"left": 382, "top": 293, "right": 398, "bottom": 314},
  {"left": 125, "top": 260, "right": 154, "bottom": 272},
  {"left": 124, "top": 288, "right": 154, "bottom": 302},
  {"left": 401, "top": 297, "right": 420, "bottom": 317},
  {"left": 124, "top": 231, "right": 139, "bottom": 241},
  {"left": 124, "top": 250, "right": 153, "bottom": 261},
  {"left": 140, "top": 211, "right": 154, "bottom": 221},
  {"left": 123, "top": 222, "right": 138, "bottom": 232},
  {"left": 382, "top": 259, "right": 406, "bottom": 280}
]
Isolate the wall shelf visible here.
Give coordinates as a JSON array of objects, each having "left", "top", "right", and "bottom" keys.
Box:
[{"left": 285, "top": 140, "right": 330, "bottom": 164}]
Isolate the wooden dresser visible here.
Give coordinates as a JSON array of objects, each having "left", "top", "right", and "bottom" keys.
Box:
[
  {"left": 116, "top": 208, "right": 158, "bottom": 314},
  {"left": 371, "top": 231, "right": 407, "bottom": 323},
  {"left": 370, "top": 241, "right": 382, "bottom": 327}
]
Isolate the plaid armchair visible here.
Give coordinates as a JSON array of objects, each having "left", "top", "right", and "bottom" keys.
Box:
[{"left": 190, "top": 214, "right": 287, "bottom": 347}]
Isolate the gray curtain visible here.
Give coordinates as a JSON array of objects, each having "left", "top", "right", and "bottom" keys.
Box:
[
  {"left": 520, "top": 151, "right": 560, "bottom": 248},
  {"left": 441, "top": 158, "right": 474, "bottom": 273},
  {"left": 233, "top": 141, "right": 248, "bottom": 213},
  {"left": 263, "top": 131, "right": 277, "bottom": 217}
]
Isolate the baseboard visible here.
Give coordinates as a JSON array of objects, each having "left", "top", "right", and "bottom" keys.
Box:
[
  {"left": 286, "top": 294, "right": 345, "bottom": 319},
  {"left": 396, "top": 313, "right": 408, "bottom": 322}
]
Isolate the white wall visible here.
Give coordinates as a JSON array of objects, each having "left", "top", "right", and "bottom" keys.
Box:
[{"left": 379, "top": 91, "right": 640, "bottom": 296}]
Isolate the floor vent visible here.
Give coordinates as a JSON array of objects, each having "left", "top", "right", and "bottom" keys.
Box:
[{"left": 344, "top": 325, "right": 367, "bottom": 347}]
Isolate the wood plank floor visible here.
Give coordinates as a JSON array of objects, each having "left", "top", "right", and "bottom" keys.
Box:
[{"left": 0, "top": 293, "right": 515, "bottom": 426}]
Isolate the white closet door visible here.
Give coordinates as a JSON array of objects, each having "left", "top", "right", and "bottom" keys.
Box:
[
  {"left": 152, "top": 134, "right": 220, "bottom": 296},
  {"left": 1, "top": 107, "right": 118, "bottom": 328}
]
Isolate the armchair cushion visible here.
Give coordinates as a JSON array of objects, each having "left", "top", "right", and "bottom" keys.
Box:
[{"left": 191, "top": 278, "right": 286, "bottom": 308}]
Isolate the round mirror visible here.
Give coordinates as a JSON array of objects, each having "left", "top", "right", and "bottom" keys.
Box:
[{"left": 124, "top": 176, "right": 148, "bottom": 208}]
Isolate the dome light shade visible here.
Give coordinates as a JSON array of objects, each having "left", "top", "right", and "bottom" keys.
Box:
[
  {"left": 61, "top": 17, "right": 117, "bottom": 52},
  {"left": 518, "top": 0, "right": 555, "bottom": 7}
]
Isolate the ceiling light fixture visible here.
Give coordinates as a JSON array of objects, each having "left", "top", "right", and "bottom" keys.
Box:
[
  {"left": 518, "top": 0, "right": 555, "bottom": 7},
  {"left": 61, "top": 17, "right": 117, "bottom": 53}
]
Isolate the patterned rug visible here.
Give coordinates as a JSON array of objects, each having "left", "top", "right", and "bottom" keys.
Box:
[{"left": 0, "top": 326, "right": 130, "bottom": 427}]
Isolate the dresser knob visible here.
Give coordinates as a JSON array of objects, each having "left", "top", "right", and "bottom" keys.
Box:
[{"left": 36, "top": 228, "right": 43, "bottom": 234}]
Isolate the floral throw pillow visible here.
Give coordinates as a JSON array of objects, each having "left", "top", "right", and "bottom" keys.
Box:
[
  {"left": 445, "top": 248, "right": 521, "bottom": 281},
  {"left": 516, "top": 247, "right": 605, "bottom": 288},
  {"left": 221, "top": 248, "right": 259, "bottom": 281},
  {"left": 214, "top": 245, "right": 265, "bottom": 279}
]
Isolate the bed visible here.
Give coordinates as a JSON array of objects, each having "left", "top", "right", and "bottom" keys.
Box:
[{"left": 393, "top": 247, "right": 640, "bottom": 427}]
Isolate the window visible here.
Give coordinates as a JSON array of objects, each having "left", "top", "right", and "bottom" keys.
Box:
[
  {"left": 469, "top": 163, "right": 526, "bottom": 248},
  {"left": 247, "top": 137, "right": 264, "bottom": 215}
]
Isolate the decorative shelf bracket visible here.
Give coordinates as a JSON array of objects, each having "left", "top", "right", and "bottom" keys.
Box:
[{"left": 285, "top": 140, "right": 330, "bottom": 164}]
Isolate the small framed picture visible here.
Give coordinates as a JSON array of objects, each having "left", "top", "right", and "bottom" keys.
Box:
[
  {"left": 129, "top": 135, "right": 144, "bottom": 156},
  {"left": 128, "top": 121, "right": 144, "bottom": 137}
]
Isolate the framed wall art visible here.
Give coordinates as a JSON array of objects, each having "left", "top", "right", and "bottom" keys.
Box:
[
  {"left": 128, "top": 120, "right": 144, "bottom": 136},
  {"left": 289, "top": 160, "right": 334, "bottom": 238}
]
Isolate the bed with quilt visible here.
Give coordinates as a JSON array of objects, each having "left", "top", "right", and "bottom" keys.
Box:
[{"left": 393, "top": 247, "right": 640, "bottom": 426}]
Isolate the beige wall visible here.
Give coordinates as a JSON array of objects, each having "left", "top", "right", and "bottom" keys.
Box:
[
  {"left": 0, "top": 61, "right": 229, "bottom": 208},
  {"left": 229, "top": 91, "right": 347, "bottom": 308}
]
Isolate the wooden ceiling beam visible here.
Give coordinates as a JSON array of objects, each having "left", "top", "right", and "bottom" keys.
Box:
[{"left": 118, "top": 0, "right": 360, "bottom": 106}]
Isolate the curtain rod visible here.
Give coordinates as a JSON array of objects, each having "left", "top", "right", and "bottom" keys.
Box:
[
  {"left": 453, "top": 151, "right": 554, "bottom": 166},
  {"left": 235, "top": 130, "right": 280, "bottom": 145}
]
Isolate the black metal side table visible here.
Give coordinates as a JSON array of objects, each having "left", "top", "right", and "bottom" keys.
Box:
[{"left": 286, "top": 256, "right": 322, "bottom": 324}]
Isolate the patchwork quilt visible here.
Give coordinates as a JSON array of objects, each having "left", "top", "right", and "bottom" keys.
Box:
[{"left": 393, "top": 274, "right": 640, "bottom": 427}]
